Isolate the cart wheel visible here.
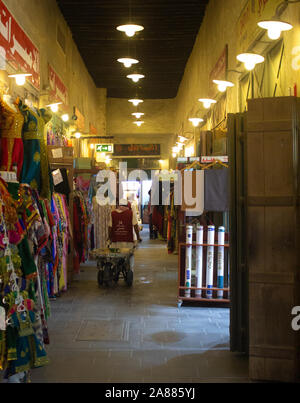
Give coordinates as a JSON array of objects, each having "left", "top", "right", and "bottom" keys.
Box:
[
  {"left": 97, "top": 270, "right": 104, "bottom": 286},
  {"left": 103, "top": 263, "right": 113, "bottom": 287},
  {"left": 125, "top": 269, "right": 133, "bottom": 287}
]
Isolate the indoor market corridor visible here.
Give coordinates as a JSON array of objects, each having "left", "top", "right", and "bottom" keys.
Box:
[{"left": 30, "top": 230, "right": 249, "bottom": 383}]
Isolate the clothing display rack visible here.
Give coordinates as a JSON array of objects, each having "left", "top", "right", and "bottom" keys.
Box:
[
  {"left": 177, "top": 159, "right": 230, "bottom": 307},
  {"left": 48, "top": 146, "right": 74, "bottom": 284}
]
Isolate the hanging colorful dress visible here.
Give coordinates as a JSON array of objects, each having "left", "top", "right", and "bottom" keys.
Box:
[
  {"left": 0, "top": 98, "right": 25, "bottom": 179},
  {"left": 19, "top": 103, "right": 52, "bottom": 199}
]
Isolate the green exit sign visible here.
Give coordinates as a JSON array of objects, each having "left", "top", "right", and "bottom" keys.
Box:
[{"left": 96, "top": 144, "right": 114, "bottom": 153}]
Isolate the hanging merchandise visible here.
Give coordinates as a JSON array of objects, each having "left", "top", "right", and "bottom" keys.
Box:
[
  {"left": 19, "top": 101, "right": 52, "bottom": 199},
  {"left": 92, "top": 196, "right": 111, "bottom": 251},
  {"left": 204, "top": 168, "right": 229, "bottom": 212},
  {"left": 73, "top": 190, "right": 89, "bottom": 272},
  {"left": 0, "top": 95, "right": 25, "bottom": 179},
  {"left": 0, "top": 179, "right": 49, "bottom": 383}
]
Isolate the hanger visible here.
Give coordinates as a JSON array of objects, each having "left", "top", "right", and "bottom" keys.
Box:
[
  {"left": 204, "top": 160, "right": 228, "bottom": 170},
  {"left": 180, "top": 160, "right": 206, "bottom": 172}
]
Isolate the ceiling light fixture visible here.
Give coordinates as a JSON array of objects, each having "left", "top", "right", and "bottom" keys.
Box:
[
  {"left": 213, "top": 79, "right": 235, "bottom": 92},
  {"left": 8, "top": 73, "right": 32, "bottom": 86},
  {"left": 178, "top": 136, "right": 188, "bottom": 143},
  {"left": 189, "top": 118, "right": 204, "bottom": 127},
  {"left": 127, "top": 73, "right": 145, "bottom": 83},
  {"left": 129, "top": 99, "right": 144, "bottom": 106},
  {"left": 198, "top": 98, "right": 217, "bottom": 109},
  {"left": 74, "top": 132, "right": 81, "bottom": 139},
  {"left": 134, "top": 121, "right": 144, "bottom": 127},
  {"left": 236, "top": 53, "right": 265, "bottom": 71},
  {"left": 132, "top": 112, "right": 144, "bottom": 119},
  {"left": 116, "top": 24, "right": 144, "bottom": 37},
  {"left": 257, "top": 20, "right": 292, "bottom": 40},
  {"left": 117, "top": 57, "right": 139, "bottom": 68}
]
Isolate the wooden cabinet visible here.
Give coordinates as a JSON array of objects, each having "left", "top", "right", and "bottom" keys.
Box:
[{"left": 246, "top": 97, "right": 300, "bottom": 382}]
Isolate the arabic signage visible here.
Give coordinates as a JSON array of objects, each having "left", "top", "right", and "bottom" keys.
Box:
[
  {"left": 0, "top": 0, "right": 40, "bottom": 90},
  {"left": 48, "top": 64, "right": 68, "bottom": 109},
  {"left": 114, "top": 144, "right": 161, "bottom": 157},
  {"left": 208, "top": 45, "right": 228, "bottom": 99},
  {"left": 236, "top": 0, "right": 282, "bottom": 55}
]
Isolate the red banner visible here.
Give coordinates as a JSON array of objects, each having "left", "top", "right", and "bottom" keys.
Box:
[
  {"left": 48, "top": 64, "right": 68, "bottom": 108},
  {"left": 0, "top": 1, "right": 40, "bottom": 90},
  {"left": 208, "top": 45, "right": 228, "bottom": 98}
]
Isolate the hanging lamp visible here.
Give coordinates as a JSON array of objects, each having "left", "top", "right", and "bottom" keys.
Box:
[
  {"left": 132, "top": 112, "right": 145, "bottom": 119},
  {"left": 189, "top": 118, "right": 204, "bottom": 127},
  {"left": 129, "top": 99, "right": 144, "bottom": 106},
  {"left": 127, "top": 73, "right": 145, "bottom": 83},
  {"left": 116, "top": 24, "right": 144, "bottom": 37},
  {"left": 8, "top": 73, "right": 32, "bottom": 86},
  {"left": 198, "top": 99, "right": 217, "bottom": 109},
  {"left": 257, "top": 20, "right": 292, "bottom": 40},
  {"left": 236, "top": 53, "right": 264, "bottom": 71},
  {"left": 117, "top": 57, "right": 139, "bottom": 68},
  {"left": 134, "top": 120, "right": 144, "bottom": 127},
  {"left": 213, "top": 79, "right": 234, "bottom": 92}
]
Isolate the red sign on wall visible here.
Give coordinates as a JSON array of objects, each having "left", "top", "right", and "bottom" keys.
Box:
[
  {"left": 48, "top": 64, "right": 68, "bottom": 108},
  {"left": 0, "top": 1, "right": 40, "bottom": 90},
  {"left": 208, "top": 45, "right": 228, "bottom": 98}
]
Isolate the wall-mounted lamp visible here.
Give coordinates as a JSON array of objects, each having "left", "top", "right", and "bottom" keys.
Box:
[
  {"left": 47, "top": 102, "right": 62, "bottom": 113},
  {"left": 236, "top": 53, "right": 265, "bottom": 71},
  {"left": 178, "top": 136, "right": 188, "bottom": 143},
  {"left": 118, "top": 57, "right": 139, "bottom": 68},
  {"left": 8, "top": 73, "right": 32, "bottom": 86},
  {"left": 213, "top": 79, "right": 234, "bottom": 92},
  {"left": 74, "top": 132, "right": 82, "bottom": 139},
  {"left": 62, "top": 114, "right": 69, "bottom": 122},
  {"left": 189, "top": 118, "right": 204, "bottom": 127},
  {"left": 198, "top": 98, "right": 217, "bottom": 109},
  {"left": 257, "top": 20, "right": 292, "bottom": 40}
]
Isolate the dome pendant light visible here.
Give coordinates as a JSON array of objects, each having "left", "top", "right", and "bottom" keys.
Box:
[
  {"left": 117, "top": 57, "right": 139, "bottom": 68},
  {"left": 213, "top": 79, "right": 234, "bottom": 92},
  {"left": 8, "top": 73, "right": 32, "bottom": 86},
  {"left": 189, "top": 118, "right": 204, "bottom": 127},
  {"left": 129, "top": 99, "right": 144, "bottom": 107},
  {"left": 127, "top": 73, "right": 145, "bottom": 83},
  {"left": 134, "top": 121, "right": 144, "bottom": 127},
  {"left": 116, "top": 24, "right": 144, "bottom": 37},
  {"left": 198, "top": 98, "right": 217, "bottom": 109},
  {"left": 258, "top": 20, "right": 292, "bottom": 40},
  {"left": 132, "top": 112, "right": 144, "bottom": 119},
  {"left": 236, "top": 53, "right": 264, "bottom": 71}
]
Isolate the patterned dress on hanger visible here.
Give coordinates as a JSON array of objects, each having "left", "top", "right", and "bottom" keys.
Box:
[
  {"left": 19, "top": 103, "right": 52, "bottom": 199},
  {"left": 0, "top": 98, "right": 24, "bottom": 179}
]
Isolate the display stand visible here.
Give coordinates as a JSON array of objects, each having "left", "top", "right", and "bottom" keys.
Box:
[
  {"left": 177, "top": 237, "right": 230, "bottom": 307},
  {"left": 48, "top": 146, "right": 74, "bottom": 284},
  {"left": 177, "top": 158, "right": 230, "bottom": 307}
]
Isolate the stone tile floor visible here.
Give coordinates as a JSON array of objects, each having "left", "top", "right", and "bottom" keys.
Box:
[{"left": 29, "top": 231, "right": 249, "bottom": 383}]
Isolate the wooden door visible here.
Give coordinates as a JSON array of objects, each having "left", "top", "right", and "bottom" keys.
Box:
[
  {"left": 228, "top": 113, "right": 249, "bottom": 354},
  {"left": 246, "top": 97, "right": 300, "bottom": 382}
]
